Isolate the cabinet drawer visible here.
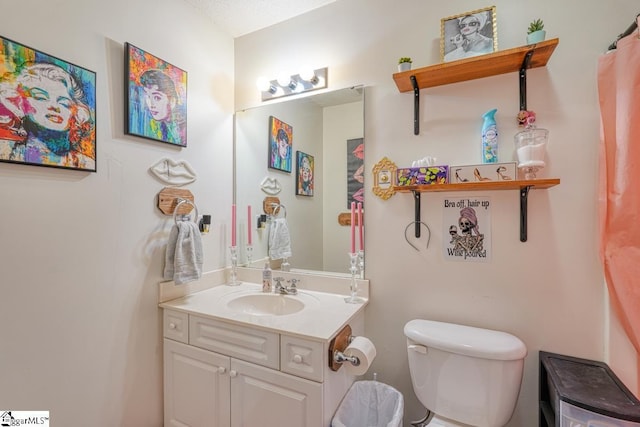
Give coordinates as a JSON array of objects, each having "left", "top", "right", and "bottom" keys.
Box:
[
  {"left": 190, "top": 315, "right": 279, "bottom": 369},
  {"left": 281, "top": 335, "right": 324, "bottom": 382},
  {"left": 560, "top": 401, "right": 640, "bottom": 427},
  {"left": 163, "top": 309, "right": 189, "bottom": 343}
]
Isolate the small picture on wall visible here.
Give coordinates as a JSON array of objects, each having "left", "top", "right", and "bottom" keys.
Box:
[
  {"left": 268, "top": 116, "right": 292, "bottom": 173},
  {"left": 440, "top": 6, "right": 497, "bottom": 62},
  {"left": 296, "top": 151, "right": 314, "bottom": 196},
  {"left": 0, "top": 35, "right": 97, "bottom": 171},
  {"left": 443, "top": 197, "right": 492, "bottom": 262},
  {"left": 347, "top": 138, "right": 364, "bottom": 208},
  {"left": 125, "top": 43, "right": 187, "bottom": 147}
]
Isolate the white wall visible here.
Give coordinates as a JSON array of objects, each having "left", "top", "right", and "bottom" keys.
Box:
[
  {"left": 0, "top": 0, "right": 233, "bottom": 425},
  {"left": 235, "top": 0, "right": 639, "bottom": 425},
  {"left": 323, "top": 101, "right": 364, "bottom": 273}
]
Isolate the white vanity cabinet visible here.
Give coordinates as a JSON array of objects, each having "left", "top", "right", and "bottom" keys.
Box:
[{"left": 163, "top": 309, "right": 351, "bottom": 427}]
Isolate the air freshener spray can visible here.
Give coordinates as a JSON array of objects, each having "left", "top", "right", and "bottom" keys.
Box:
[{"left": 482, "top": 108, "right": 498, "bottom": 163}]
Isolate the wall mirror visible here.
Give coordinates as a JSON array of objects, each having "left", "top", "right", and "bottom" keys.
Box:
[{"left": 234, "top": 86, "right": 365, "bottom": 276}]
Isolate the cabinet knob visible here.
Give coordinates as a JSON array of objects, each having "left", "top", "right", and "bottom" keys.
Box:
[
  {"left": 218, "top": 367, "right": 226, "bottom": 374},
  {"left": 229, "top": 370, "right": 237, "bottom": 378},
  {"left": 293, "top": 354, "right": 303, "bottom": 364},
  {"left": 168, "top": 323, "right": 177, "bottom": 330}
]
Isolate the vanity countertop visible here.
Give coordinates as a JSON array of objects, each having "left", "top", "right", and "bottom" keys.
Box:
[{"left": 159, "top": 281, "right": 368, "bottom": 342}]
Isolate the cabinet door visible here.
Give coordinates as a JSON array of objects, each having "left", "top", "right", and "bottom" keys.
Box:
[
  {"left": 164, "top": 339, "right": 231, "bottom": 427},
  {"left": 230, "top": 358, "right": 323, "bottom": 427}
]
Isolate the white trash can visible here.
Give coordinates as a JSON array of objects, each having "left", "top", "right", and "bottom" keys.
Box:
[{"left": 331, "top": 380, "right": 404, "bottom": 427}]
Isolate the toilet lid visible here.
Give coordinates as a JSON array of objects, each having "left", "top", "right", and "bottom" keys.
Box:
[{"left": 404, "top": 319, "right": 527, "bottom": 361}]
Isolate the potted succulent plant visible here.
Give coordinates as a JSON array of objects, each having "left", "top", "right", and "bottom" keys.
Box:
[
  {"left": 527, "top": 18, "right": 546, "bottom": 44},
  {"left": 398, "top": 57, "right": 412, "bottom": 72}
]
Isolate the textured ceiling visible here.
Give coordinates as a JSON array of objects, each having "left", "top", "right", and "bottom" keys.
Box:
[{"left": 181, "top": 0, "right": 336, "bottom": 38}]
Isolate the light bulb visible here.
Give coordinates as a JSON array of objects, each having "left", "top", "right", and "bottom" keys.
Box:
[
  {"left": 256, "top": 77, "right": 272, "bottom": 92},
  {"left": 277, "top": 74, "right": 292, "bottom": 87},
  {"left": 299, "top": 68, "right": 316, "bottom": 82}
]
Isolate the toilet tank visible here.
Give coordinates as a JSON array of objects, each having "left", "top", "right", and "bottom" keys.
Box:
[{"left": 404, "top": 319, "right": 527, "bottom": 427}]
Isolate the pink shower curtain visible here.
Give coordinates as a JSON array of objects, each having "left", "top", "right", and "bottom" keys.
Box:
[{"left": 597, "top": 30, "right": 640, "bottom": 357}]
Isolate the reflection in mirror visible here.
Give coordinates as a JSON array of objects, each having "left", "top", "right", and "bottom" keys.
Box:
[{"left": 235, "top": 86, "right": 364, "bottom": 276}]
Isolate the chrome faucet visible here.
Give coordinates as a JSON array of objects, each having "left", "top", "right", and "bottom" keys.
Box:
[
  {"left": 287, "top": 278, "right": 299, "bottom": 295},
  {"left": 274, "top": 277, "right": 298, "bottom": 295}
]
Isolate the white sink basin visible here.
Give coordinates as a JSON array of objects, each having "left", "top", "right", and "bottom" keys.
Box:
[{"left": 226, "top": 293, "right": 305, "bottom": 316}]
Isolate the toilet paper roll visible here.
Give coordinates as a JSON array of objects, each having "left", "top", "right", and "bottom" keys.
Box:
[{"left": 343, "top": 336, "right": 377, "bottom": 376}]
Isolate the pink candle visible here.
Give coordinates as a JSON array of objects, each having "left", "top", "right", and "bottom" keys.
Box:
[
  {"left": 247, "top": 205, "right": 252, "bottom": 245},
  {"left": 350, "top": 201, "right": 356, "bottom": 254},
  {"left": 231, "top": 204, "right": 236, "bottom": 247},
  {"left": 357, "top": 202, "right": 363, "bottom": 251}
]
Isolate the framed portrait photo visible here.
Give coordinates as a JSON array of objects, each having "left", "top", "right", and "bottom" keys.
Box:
[
  {"left": 0, "top": 35, "right": 97, "bottom": 172},
  {"left": 295, "top": 151, "right": 314, "bottom": 196},
  {"left": 125, "top": 43, "right": 187, "bottom": 147},
  {"left": 440, "top": 6, "right": 498, "bottom": 63},
  {"left": 268, "top": 116, "right": 292, "bottom": 173}
]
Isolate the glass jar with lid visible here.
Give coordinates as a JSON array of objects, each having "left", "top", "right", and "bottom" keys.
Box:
[{"left": 514, "top": 122, "right": 548, "bottom": 179}]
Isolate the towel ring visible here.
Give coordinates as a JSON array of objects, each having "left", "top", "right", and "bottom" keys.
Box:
[
  {"left": 173, "top": 198, "right": 199, "bottom": 225},
  {"left": 404, "top": 221, "right": 431, "bottom": 251},
  {"left": 271, "top": 203, "right": 287, "bottom": 218}
]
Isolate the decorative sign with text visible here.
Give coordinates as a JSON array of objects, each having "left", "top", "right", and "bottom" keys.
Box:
[{"left": 443, "top": 197, "right": 491, "bottom": 262}]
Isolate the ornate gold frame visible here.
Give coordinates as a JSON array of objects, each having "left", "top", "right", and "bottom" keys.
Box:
[
  {"left": 372, "top": 157, "right": 398, "bottom": 200},
  {"left": 440, "top": 6, "right": 498, "bottom": 62}
]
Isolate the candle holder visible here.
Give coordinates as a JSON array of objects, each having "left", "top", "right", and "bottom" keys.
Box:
[
  {"left": 345, "top": 252, "right": 365, "bottom": 304},
  {"left": 228, "top": 245, "right": 241, "bottom": 286},
  {"left": 357, "top": 250, "right": 365, "bottom": 279},
  {"left": 246, "top": 245, "right": 253, "bottom": 267}
]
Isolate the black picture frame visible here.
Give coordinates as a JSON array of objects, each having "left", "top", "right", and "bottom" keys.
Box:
[
  {"left": 0, "top": 35, "right": 97, "bottom": 171},
  {"left": 125, "top": 42, "right": 187, "bottom": 147},
  {"left": 268, "top": 115, "right": 292, "bottom": 173},
  {"left": 295, "top": 150, "right": 314, "bottom": 196}
]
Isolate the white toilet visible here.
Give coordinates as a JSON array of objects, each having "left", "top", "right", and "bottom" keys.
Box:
[{"left": 404, "top": 319, "right": 527, "bottom": 427}]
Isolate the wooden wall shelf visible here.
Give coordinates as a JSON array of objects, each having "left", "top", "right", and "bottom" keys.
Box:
[
  {"left": 392, "top": 38, "right": 559, "bottom": 92},
  {"left": 394, "top": 178, "right": 560, "bottom": 242},
  {"left": 393, "top": 178, "right": 559, "bottom": 193},
  {"left": 392, "top": 38, "right": 559, "bottom": 134}
]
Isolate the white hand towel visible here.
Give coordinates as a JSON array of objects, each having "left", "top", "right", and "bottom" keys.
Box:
[
  {"left": 163, "top": 224, "right": 179, "bottom": 281},
  {"left": 164, "top": 221, "right": 203, "bottom": 285},
  {"left": 268, "top": 217, "right": 292, "bottom": 260}
]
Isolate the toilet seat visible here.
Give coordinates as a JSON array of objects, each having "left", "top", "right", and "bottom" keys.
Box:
[{"left": 427, "top": 414, "right": 470, "bottom": 426}]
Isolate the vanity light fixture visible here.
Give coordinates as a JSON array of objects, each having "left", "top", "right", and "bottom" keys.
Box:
[{"left": 257, "top": 67, "right": 328, "bottom": 101}]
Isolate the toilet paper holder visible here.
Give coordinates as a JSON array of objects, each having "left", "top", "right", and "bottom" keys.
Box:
[
  {"left": 334, "top": 349, "right": 361, "bottom": 367},
  {"left": 329, "top": 325, "right": 360, "bottom": 371}
]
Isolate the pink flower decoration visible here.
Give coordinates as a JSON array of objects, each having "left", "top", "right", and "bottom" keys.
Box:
[{"left": 517, "top": 110, "right": 536, "bottom": 127}]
